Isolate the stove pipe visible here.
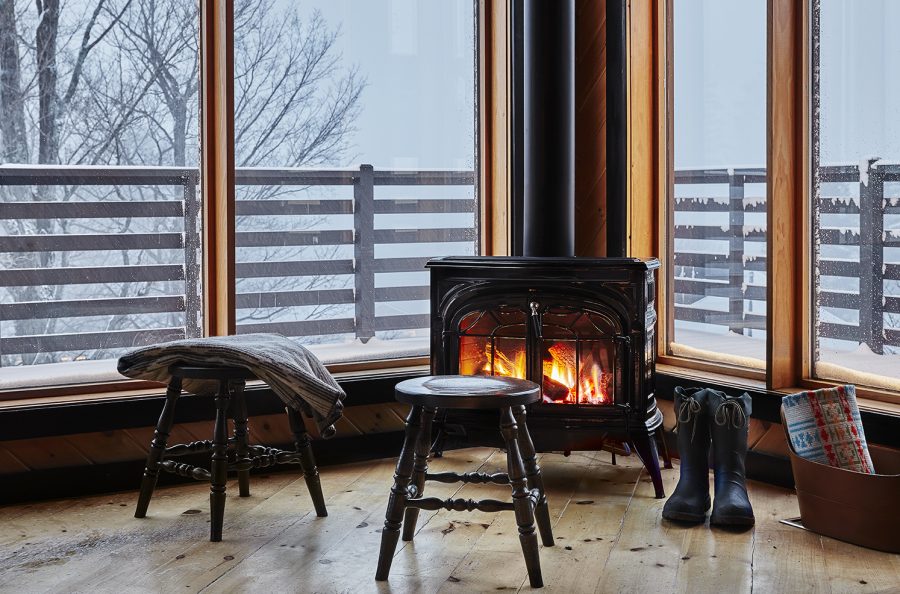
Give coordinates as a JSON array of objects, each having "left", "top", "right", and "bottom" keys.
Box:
[{"left": 522, "top": 0, "right": 575, "bottom": 257}]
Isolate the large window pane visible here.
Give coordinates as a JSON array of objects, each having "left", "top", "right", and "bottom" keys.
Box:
[
  {"left": 812, "top": 0, "right": 900, "bottom": 390},
  {"left": 233, "top": 0, "right": 477, "bottom": 364},
  {"left": 0, "top": 0, "right": 201, "bottom": 389},
  {"left": 669, "top": 0, "right": 766, "bottom": 368}
]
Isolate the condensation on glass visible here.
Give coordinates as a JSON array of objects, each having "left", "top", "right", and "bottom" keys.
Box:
[
  {"left": 811, "top": 0, "right": 900, "bottom": 390},
  {"left": 668, "top": 0, "right": 767, "bottom": 368},
  {"left": 0, "top": 1, "right": 201, "bottom": 388},
  {"left": 232, "top": 0, "right": 477, "bottom": 365}
]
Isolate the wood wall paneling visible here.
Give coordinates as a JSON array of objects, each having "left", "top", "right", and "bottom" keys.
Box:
[{"left": 574, "top": 0, "right": 607, "bottom": 257}]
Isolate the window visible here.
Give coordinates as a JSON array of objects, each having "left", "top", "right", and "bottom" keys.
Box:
[
  {"left": 660, "top": 0, "right": 900, "bottom": 401},
  {"left": 232, "top": 0, "right": 477, "bottom": 366},
  {"left": 811, "top": 0, "right": 900, "bottom": 392},
  {"left": 0, "top": 0, "right": 479, "bottom": 393},
  {"left": 667, "top": 0, "right": 767, "bottom": 370},
  {"left": 0, "top": 0, "right": 201, "bottom": 390}
]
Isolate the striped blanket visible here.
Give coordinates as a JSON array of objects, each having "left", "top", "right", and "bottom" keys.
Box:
[
  {"left": 782, "top": 385, "right": 874, "bottom": 474},
  {"left": 118, "top": 333, "right": 345, "bottom": 437}
]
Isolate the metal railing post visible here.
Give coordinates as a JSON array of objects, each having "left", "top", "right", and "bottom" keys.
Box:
[
  {"left": 183, "top": 173, "right": 202, "bottom": 338},
  {"left": 727, "top": 171, "right": 746, "bottom": 335},
  {"left": 859, "top": 159, "right": 884, "bottom": 354},
  {"left": 354, "top": 164, "right": 376, "bottom": 343}
]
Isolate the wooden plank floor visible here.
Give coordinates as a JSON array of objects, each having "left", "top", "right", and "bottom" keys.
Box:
[{"left": 1, "top": 447, "right": 897, "bottom": 593}]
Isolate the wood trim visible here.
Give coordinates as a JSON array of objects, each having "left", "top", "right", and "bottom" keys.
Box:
[
  {"left": 657, "top": 355, "right": 767, "bottom": 383},
  {"left": 478, "top": 0, "right": 511, "bottom": 256},
  {"left": 200, "top": 0, "right": 236, "bottom": 336},
  {"left": 625, "top": 0, "right": 660, "bottom": 259},
  {"left": 766, "top": 0, "right": 806, "bottom": 390},
  {"left": 659, "top": 0, "right": 674, "bottom": 360}
]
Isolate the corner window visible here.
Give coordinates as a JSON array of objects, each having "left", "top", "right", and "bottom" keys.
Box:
[{"left": 667, "top": 0, "right": 767, "bottom": 370}]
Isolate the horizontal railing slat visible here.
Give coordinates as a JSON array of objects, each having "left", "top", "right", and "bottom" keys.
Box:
[
  {"left": 0, "top": 201, "right": 184, "bottom": 219},
  {"left": 236, "top": 289, "right": 354, "bottom": 309},
  {"left": 0, "top": 233, "right": 183, "bottom": 252},
  {"left": 1, "top": 328, "right": 185, "bottom": 354},
  {"left": 0, "top": 264, "right": 184, "bottom": 286},
  {"left": 374, "top": 228, "right": 473, "bottom": 244},
  {"left": 235, "top": 318, "right": 356, "bottom": 336},
  {"left": 235, "top": 230, "right": 353, "bottom": 247},
  {"left": 374, "top": 314, "right": 430, "bottom": 331},
  {"left": 374, "top": 199, "right": 474, "bottom": 214},
  {"left": 373, "top": 171, "right": 474, "bottom": 186},
  {"left": 236, "top": 200, "right": 353, "bottom": 216},
  {"left": 374, "top": 285, "right": 430, "bottom": 302},
  {"left": 372, "top": 257, "right": 431, "bottom": 273},
  {"left": 235, "top": 260, "right": 354, "bottom": 278},
  {"left": 0, "top": 296, "right": 185, "bottom": 320}
]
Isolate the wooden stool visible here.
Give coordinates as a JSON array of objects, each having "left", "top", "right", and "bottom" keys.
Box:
[
  {"left": 375, "top": 375, "right": 554, "bottom": 588},
  {"left": 134, "top": 364, "right": 328, "bottom": 542}
]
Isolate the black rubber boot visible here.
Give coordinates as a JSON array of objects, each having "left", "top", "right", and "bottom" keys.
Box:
[
  {"left": 662, "top": 387, "right": 711, "bottom": 523},
  {"left": 708, "top": 390, "right": 755, "bottom": 527}
]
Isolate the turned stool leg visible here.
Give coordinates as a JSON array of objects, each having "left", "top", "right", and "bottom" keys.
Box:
[
  {"left": 402, "top": 406, "right": 435, "bottom": 542},
  {"left": 232, "top": 380, "right": 251, "bottom": 497},
  {"left": 135, "top": 377, "right": 181, "bottom": 518},
  {"left": 210, "top": 380, "right": 231, "bottom": 542},
  {"left": 375, "top": 405, "right": 423, "bottom": 581},
  {"left": 513, "top": 406, "right": 554, "bottom": 547},
  {"left": 500, "top": 406, "right": 543, "bottom": 588},
  {"left": 287, "top": 407, "right": 328, "bottom": 517}
]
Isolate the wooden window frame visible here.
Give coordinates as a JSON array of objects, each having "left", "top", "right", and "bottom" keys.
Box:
[{"left": 646, "top": 0, "right": 900, "bottom": 406}]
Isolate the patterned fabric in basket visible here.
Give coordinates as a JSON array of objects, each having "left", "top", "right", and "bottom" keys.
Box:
[{"left": 782, "top": 385, "right": 874, "bottom": 474}]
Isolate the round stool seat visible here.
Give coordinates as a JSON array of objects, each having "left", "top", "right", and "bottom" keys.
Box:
[{"left": 395, "top": 375, "right": 540, "bottom": 409}]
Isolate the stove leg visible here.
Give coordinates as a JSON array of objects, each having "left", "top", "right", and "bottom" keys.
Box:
[{"left": 631, "top": 431, "right": 666, "bottom": 499}]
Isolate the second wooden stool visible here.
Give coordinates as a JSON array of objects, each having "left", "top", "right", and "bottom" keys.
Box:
[
  {"left": 375, "top": 375, "right": 554, "bottom": 588},
  {"left": 134, "top": 364, "right": 328, "bottom": 541}
]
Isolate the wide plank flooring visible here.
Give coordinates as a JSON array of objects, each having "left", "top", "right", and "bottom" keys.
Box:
[{"left": 1, "top": 447, "right": 897, "bottom": 593}]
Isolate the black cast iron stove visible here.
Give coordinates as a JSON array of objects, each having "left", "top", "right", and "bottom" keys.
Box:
[{"left": 427, "top": 256, "right": 667, "bottom": 498}]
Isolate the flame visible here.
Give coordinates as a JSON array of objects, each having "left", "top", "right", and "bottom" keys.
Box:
[
  {"left": 482, "top": 344, "right": 527, "bottom": 379},
  {"left": 477, "top": 340, "right": 611, "bottom": 405}
]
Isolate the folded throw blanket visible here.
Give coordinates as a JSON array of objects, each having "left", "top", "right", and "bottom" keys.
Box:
[
  {"left": 118, "top": 333, "right": 345, "bottom": 438},
  {"left": 782, "top": 385, "right": 874, "bottom": 474}
]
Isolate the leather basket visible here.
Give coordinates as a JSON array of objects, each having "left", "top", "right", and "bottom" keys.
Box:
[{"left": 781, "top": 409, "right": 900, "bottom": 553}]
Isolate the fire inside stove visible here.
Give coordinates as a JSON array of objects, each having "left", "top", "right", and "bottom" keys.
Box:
[{"left": 457, "top": 317, "right": 615, "bottom": 405}]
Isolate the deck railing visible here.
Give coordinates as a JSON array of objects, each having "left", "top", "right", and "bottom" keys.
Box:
[
  {"left": 2, "top": 160, "right": 897, "bottom": 365},
  {"left": 673, "top": 161, "right": 900, "bottom": 353},
  {"left": 0, "top": 165, "right": 475, "bottom": 364}
]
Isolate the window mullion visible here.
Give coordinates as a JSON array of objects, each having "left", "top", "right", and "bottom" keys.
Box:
[
  {"left": 766, "top": 0, "right": 808, "bottom": 389},
  {"left": 200, "top": 0, "right": 236, "bottom": 337}
]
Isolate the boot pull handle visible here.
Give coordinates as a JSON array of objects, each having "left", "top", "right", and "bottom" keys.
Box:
[{"left": 714, "top": 400, "right": 747, "bottom": 429}]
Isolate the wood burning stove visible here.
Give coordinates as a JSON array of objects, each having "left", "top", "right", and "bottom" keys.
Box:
[{"left": 428, "top": 256, "right": 668, "bottom": 498}]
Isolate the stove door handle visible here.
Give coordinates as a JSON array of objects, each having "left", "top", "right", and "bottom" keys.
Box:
[{"left": 529, "top": 301, "right": 542, "bottom": 338}]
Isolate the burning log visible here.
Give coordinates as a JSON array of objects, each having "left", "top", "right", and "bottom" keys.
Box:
[{"left": 542, "top": 374, "right": 570, "bottom": 402}]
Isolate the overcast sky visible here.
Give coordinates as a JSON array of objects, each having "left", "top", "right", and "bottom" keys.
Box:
[
  {"left": 675, "top": 0, "right": 900, "bottom": 169},
  {"left": 285, "top": 0, "right": 475, "bottom": 171}
]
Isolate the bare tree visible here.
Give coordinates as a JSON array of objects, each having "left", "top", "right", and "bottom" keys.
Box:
[{"left": 0, "top": 0, "right": 363, "bottom": 365}]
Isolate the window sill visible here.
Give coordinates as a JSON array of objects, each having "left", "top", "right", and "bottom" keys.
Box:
[
  {"left": 657, "top": 363, "right": 900, "bottom": 420},
  {"left": 0, "top": 358, "right": 430, "bottom": 409}
]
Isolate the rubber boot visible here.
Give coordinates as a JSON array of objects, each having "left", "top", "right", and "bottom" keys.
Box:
[
  {"left": 662, "top": 387, "right": 711, "bottom": 523},
  {"left": 708, "top": 390, "right": 755, "bottom": 526}
]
